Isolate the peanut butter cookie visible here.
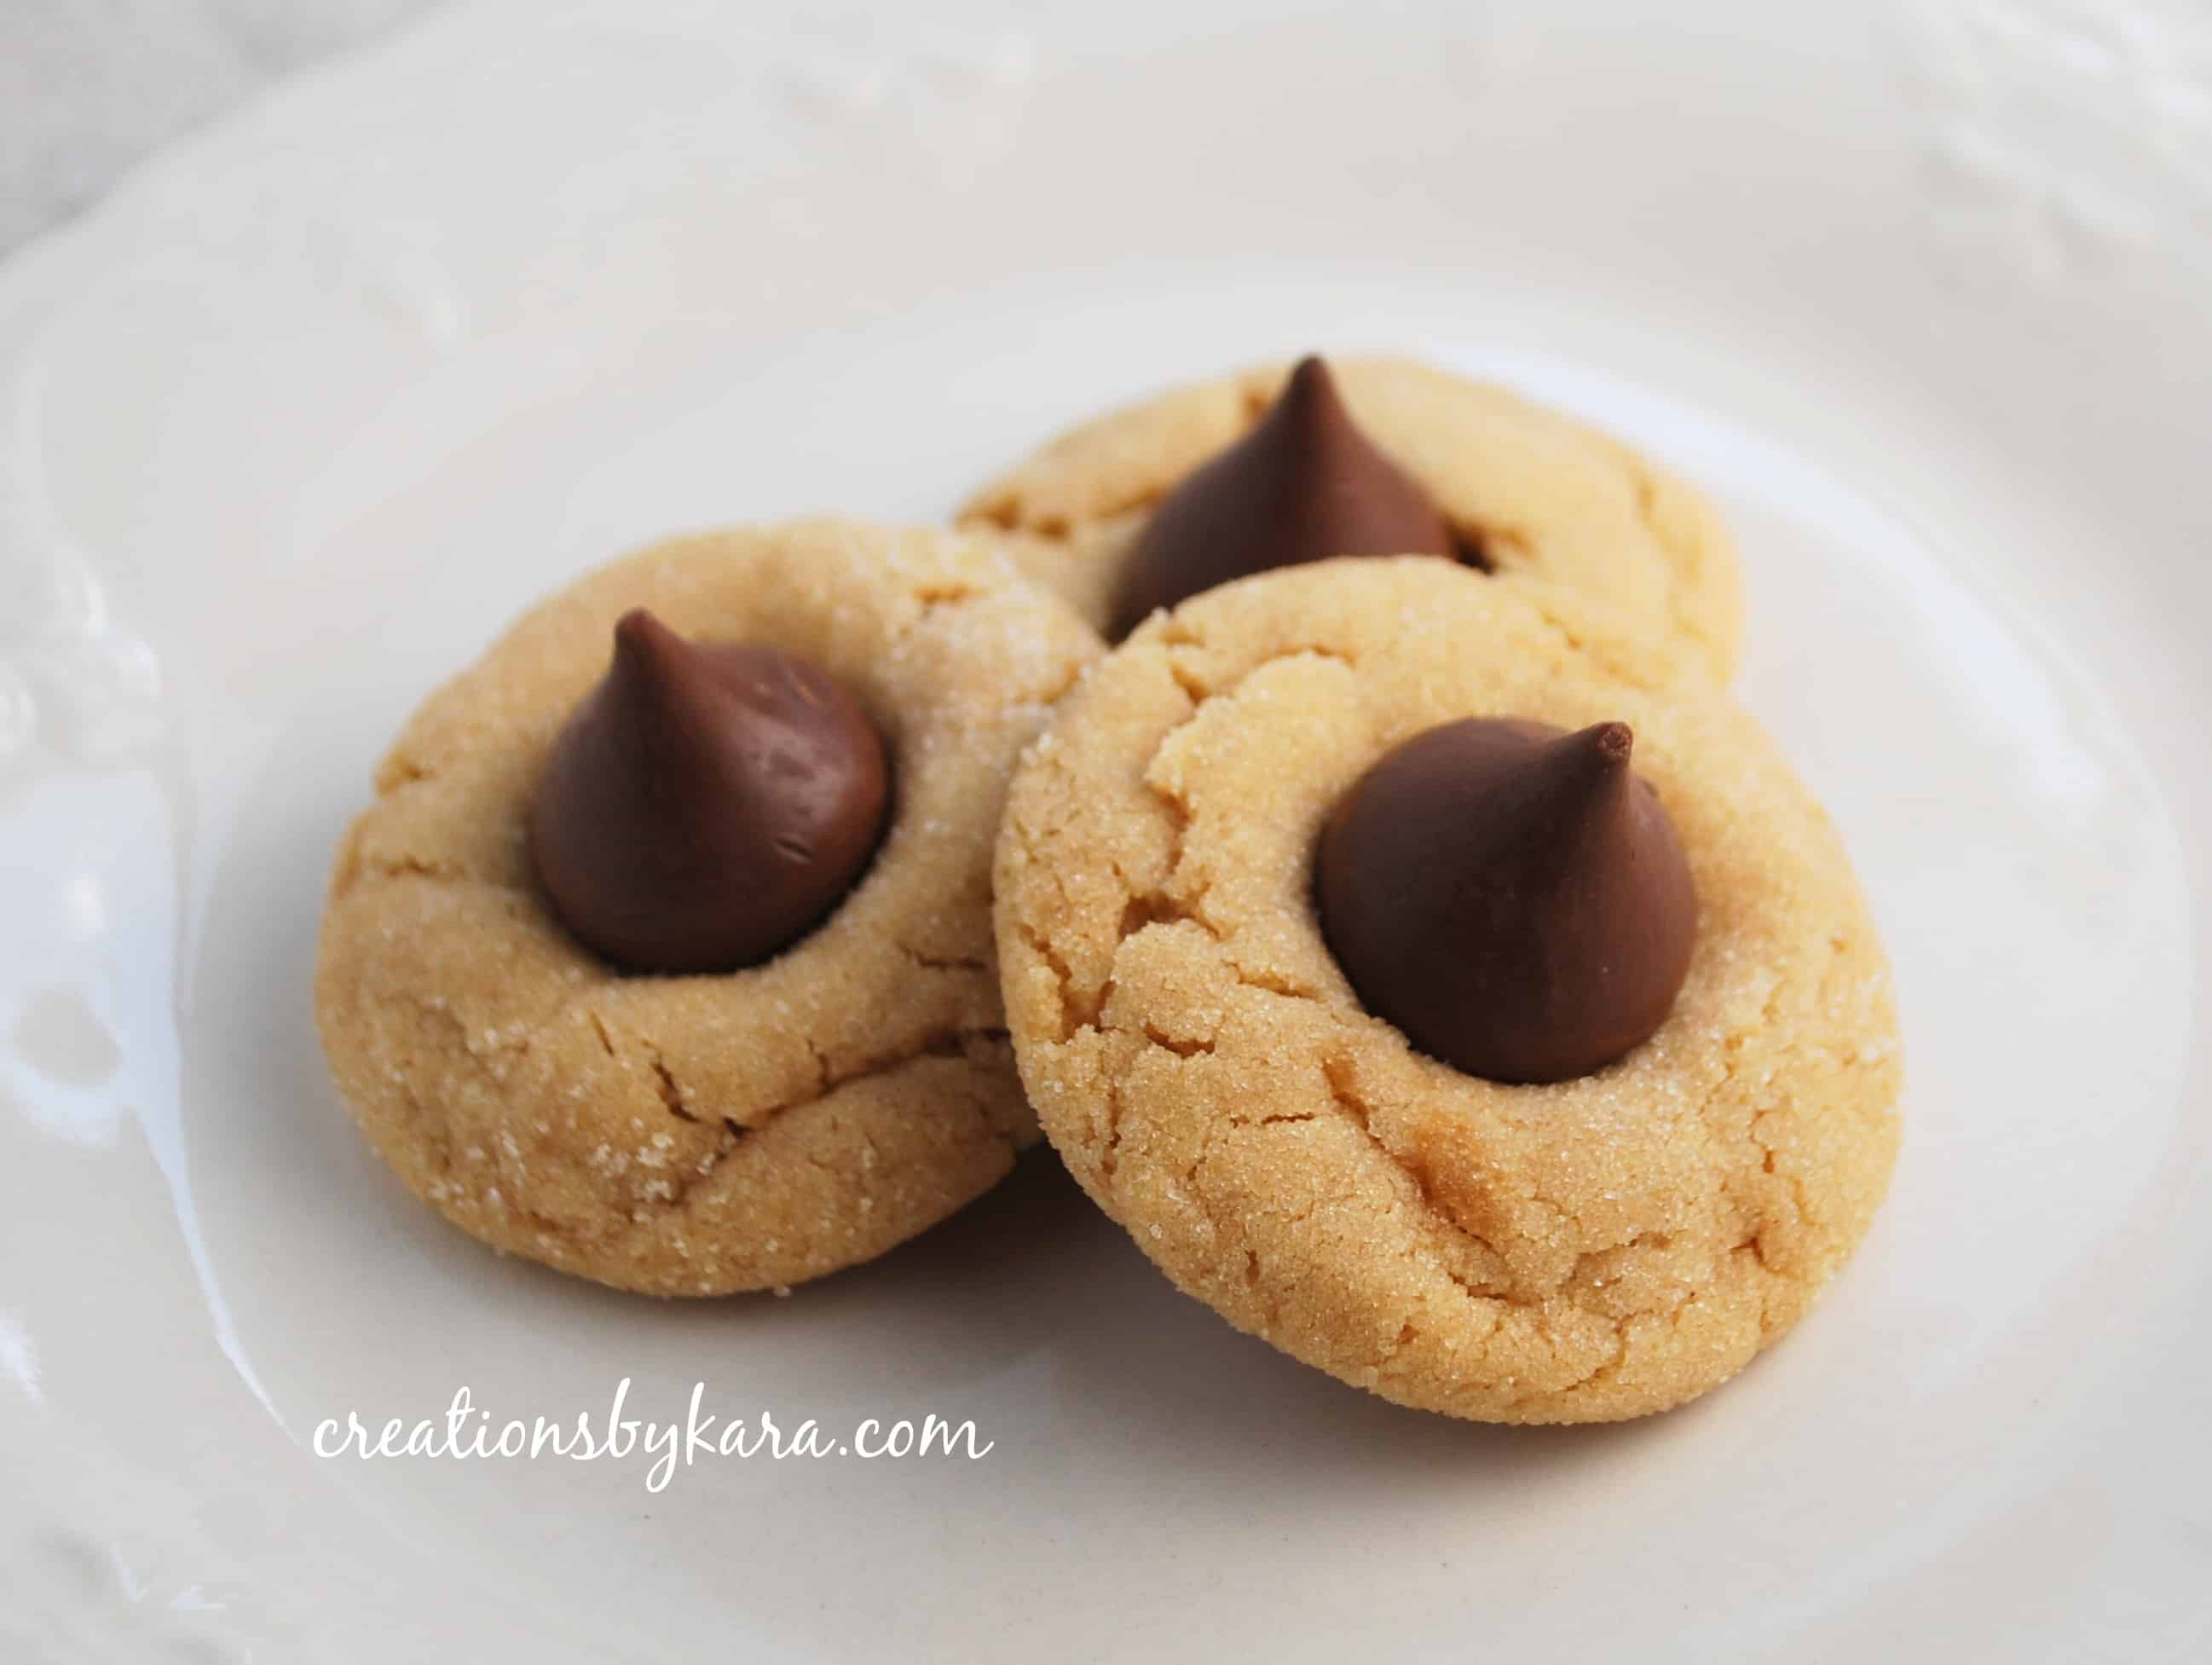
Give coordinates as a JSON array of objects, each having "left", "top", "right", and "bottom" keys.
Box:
[
  {"left": 993, "top": 558, "right": 1897, "bottom": 1421},
  {"left": 315, "top": 521, "right": 1101, "bottom": 1295},
  {"left": 961, "top": 355, "right": 1741, "bottom": 678}
]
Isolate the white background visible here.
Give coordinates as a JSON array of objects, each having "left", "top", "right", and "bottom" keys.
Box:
[{"left": 1, "top": 0, "right": 436, "bottom": 251}]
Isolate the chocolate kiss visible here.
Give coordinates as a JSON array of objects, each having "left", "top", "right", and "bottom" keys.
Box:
[
  {"left": 1107, "top": 355, "right": 1462, "bottom": 639},
  {"left": 528, "top": 610, "right": 891, "bottom": 974},
  {"left": 1314, "top": 718, "right": 1696, "bottom": 1084}
]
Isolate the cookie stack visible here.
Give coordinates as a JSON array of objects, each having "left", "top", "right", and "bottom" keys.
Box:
[{"left": 315, "top": 355, "right": 1899, "bottom": 1423}]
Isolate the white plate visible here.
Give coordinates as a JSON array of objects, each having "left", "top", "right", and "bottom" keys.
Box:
[{"left": 3, "top": 1, "right": 2209, "bottom": 1659}]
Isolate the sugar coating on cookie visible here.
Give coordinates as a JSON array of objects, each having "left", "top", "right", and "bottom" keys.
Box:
[
  {"left": 993, "top": 559, "right": 1898, "bottom": 1422},
  {"left": 315, "top": 521, "right": 1102, "bottom": 1295},
  {"left": 960, "top": 356, "right": 1743, "bottom": 679}
]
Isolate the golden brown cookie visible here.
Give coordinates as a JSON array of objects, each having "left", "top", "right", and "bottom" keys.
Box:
[
  {"left": 960, "top": 356, "right": 1742, "bottom": 678},
  {"left": 994, "top": 559, "right": 1898, "bottom": 1421},
  {"left": 315, "top": 521, "right": 1101, "bottom": 1295}
]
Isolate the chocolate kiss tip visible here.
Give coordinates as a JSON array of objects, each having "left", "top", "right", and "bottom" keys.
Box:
[
  {"left": 1585, "top": 720, "right": 1634, "bottom": 765},
  {"left": 607, "top": 608, "right": 695, "bottom": 697},
  {"left": 1278, "top": 355, "right": 1352, "bottom": 424},
  {"left": 610, "top": 606, "right": 692, "bottom": 673},
  {"left": 613, "top": 605, "right": 667, "bottom": 650},
  {"left": 604, "top": 608, "right": 726, "bottom": 748}
]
